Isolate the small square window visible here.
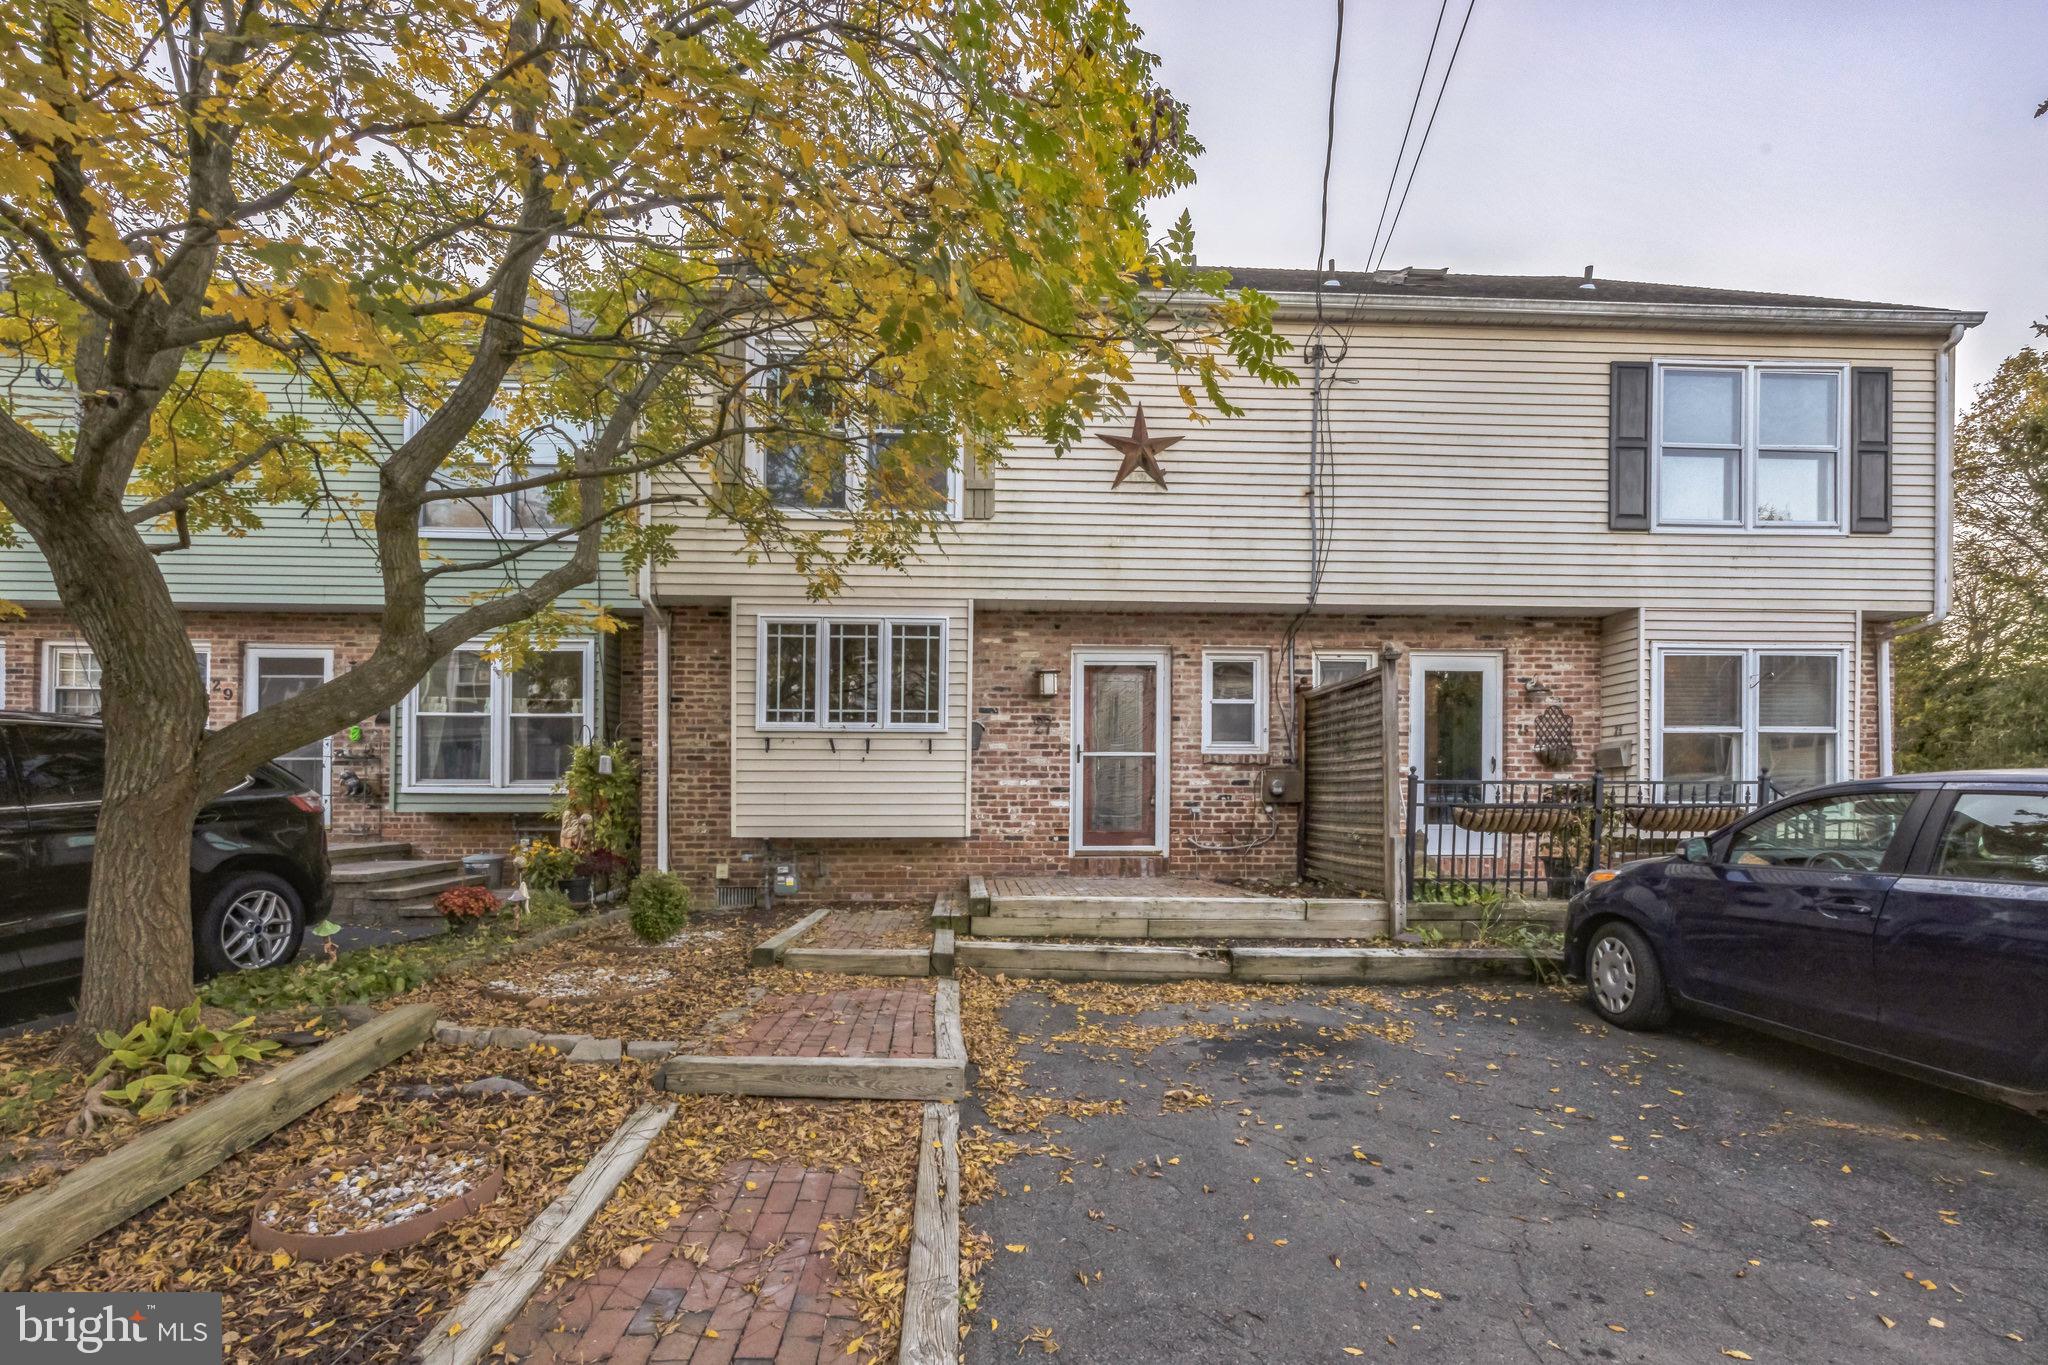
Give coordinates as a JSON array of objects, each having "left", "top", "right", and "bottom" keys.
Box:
[{"left": 1203, "top": 652, "right": 1268, "bottom": 755}]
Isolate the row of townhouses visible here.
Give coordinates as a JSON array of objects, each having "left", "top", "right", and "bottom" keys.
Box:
[{"left": 0, "top": 267, "right": 1983, "bottom": 907}]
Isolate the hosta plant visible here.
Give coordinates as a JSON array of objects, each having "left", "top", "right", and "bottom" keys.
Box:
[{"left": 87, "top": 1002, "right": 281, "bottom": 1119}]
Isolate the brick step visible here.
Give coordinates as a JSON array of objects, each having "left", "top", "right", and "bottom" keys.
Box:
[
  {"left": 331, "top": 857, "right": 465, "bottom": 886},
  {"left": 327, "top": 839, "right": 413, "bottom": 865}
]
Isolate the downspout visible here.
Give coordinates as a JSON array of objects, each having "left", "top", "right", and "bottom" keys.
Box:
[
  {"left": 1884, "top": 322, "right": 1968, "bottom": 771},
  {"left": 637, "top": 508, "right": 673, "bottom": 874}
]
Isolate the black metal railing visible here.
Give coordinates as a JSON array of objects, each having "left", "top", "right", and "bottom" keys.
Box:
[{"left": 1403, "top": 772, "right": 1778, "bottom": 903}]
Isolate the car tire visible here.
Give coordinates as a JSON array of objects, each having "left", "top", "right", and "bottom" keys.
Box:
[
  {"left": 1583, "top": 921, "right": 1671, "bottom": 1030},
  {"left": 196, "top": 872, "right": 305, "bottom": 977}
]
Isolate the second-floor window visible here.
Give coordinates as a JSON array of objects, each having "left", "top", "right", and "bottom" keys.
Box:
[
  {"left": 416, "top": 402, "right": 585, "bottom": 538},
  {"left": 1657, "top": 364, "right": 1845, "bottom": 530},
  {"left": 757, "top": 615, "right": 947, "bottom": 732},
  {"left": 749, "top": 353, "right": 957, "bottom": 517}
]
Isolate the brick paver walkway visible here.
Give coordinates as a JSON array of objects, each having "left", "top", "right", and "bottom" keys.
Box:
[
  {"left": 712, "top": 989, "right": 934, "bottom": 1060},
  {"left": 799, "top": 907, "right": 929, "bottom": 950},
  {"left": 500, "top": 1161, "right": 864, "bottom": 1364}
]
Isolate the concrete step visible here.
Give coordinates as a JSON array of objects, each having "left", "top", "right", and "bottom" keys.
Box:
[
  {"left": 986, "top": 895, "right": 1307, "bottom": 920},
  {"left": 969, "top": 909, "right": 1391, "bottom": 941},
  {"left": 331, "top": 857, "right": 465, "bottom": 886},
  {"left": 328, "top": 839, "right": 413, "bottom": 865},
  {"left": 345, "top": 871, "right": 484, "bottom": 903}
]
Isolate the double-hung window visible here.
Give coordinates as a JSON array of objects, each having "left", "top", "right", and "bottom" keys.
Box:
[
  {"left": 42, "top": 641, "right": 209, "bottom": 716},
  {"left": 1657, "top": 364, "right": 1845, "bottom": 529},
  {"left": 1656, "top": 648, "right": 1843, "bottom": 792},
  {"left": 748, "top": 350, "right": 958, "bottom": 517},
  {"left": 757, "top": 616, "right": 947, "bottom": 732},
  {"left": 403, "top": 640, "right": 593, "bottom": 791},
  {"left": 416, "top": 401, "right": 584, "bottom": 538},
  {"left": 1202, "top": 650, "right": 1269, "bottom": 754}
]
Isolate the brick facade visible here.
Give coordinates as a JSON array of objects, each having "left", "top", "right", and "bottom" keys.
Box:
[
  {"left": 0, "top": 607, "right": 641, "bottom": 859},
  {"left": 645, "top": 604, "right": 1605, "bottom": 902}
]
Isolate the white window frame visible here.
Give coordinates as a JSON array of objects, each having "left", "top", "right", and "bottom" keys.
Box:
[
  {"left": 1312, "top": 652, "right": 1377, "bottom": 688},
  {"left": 753, "top": 613, "right": 949, "bottom": 734},
  {"left": 409, "top": 400, "right": 588, "bottom": 540},
  {"left": 400, "top": 638, "right": 595, "bottom": 794},
  {"left": 1201, "top": 649, "right": 1270, "bottom": 755},
  {"left": 41, "top": 640, "right": 208, "bottom": 716},
  {"left": 1652, "top": 361, "right": 1851, "bottom": 533},
  {"left": 744, "top": 343, "right": 959, "bottom": 519},
  {"left": 1651, "top": 645, "right": 1848, "bottom": 788}
]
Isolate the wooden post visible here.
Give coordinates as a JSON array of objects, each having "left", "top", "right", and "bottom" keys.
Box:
[
  {"left": 0, "top": 1002, "right": 437, "bottom": 1289},
  {"left": 1379, "top": 645, "right": 1405, "bottom": 922}
]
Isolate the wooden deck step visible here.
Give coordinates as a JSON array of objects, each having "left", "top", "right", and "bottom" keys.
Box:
[{"left": 348, "top": 871, "right": 483, "bottom": 903}]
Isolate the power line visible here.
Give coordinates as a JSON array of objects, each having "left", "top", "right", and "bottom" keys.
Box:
[
  {"left": 1363, "top": 0, "right": 1452, "bottom": 276},
  {"left": 1310, "top": 0, "right": 1347, "bottom": 339},
  {"left": 1371, "top": 0, "right": 1480, "bottom": 273}
]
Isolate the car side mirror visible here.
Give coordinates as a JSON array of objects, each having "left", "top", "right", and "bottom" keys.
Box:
[{"left": 1681, "top": 837, "right": 1712, "bottom": 865}]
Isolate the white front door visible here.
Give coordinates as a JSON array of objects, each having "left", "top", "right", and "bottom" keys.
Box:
[
  {"left": 1070, "top": 649, "right": 1170, "bottom": 854},
  {"left": 244, "top": 648, "right": 336, "bottom": 822},
  {"left": 1409, "top": 652, "right": 1503, "bottom": 854}
]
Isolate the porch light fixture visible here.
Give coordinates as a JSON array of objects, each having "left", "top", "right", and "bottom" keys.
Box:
[{"left": 1032, "top": 668, "right": 1060, "bottom": 698}]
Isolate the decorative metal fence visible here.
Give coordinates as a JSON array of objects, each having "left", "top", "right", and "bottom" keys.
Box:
[{"left": 1404, "top": 772, "right": 1779, "bottom": 902}]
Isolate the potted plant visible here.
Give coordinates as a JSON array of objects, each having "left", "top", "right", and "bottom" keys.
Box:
[
  {"left": 550, "top": 740, "right": 639, "bottom": 904},
  {"left": 435, "top": 884, "right": 501, "bottom": 930},
  {"left": 515, "top": 839, "right": 576, "bottom": 896}
]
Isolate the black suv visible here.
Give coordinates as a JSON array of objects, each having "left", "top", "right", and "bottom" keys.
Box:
[{"left": 0, "top": 711, "right": 330, "bottom": 995}]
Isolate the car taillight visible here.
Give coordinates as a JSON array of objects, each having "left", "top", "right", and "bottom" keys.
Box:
[{"left": 287, "top": 792, "right": 323, "bottom": 815}]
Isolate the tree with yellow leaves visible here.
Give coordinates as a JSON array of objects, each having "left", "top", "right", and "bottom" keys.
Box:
[{"left": 0, "top": 0, "right": 1288, "bottom": 1047}]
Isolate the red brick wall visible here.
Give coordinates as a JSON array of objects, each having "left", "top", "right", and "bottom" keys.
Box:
[
  {"left": 0, "top": 608, "right": 641, "bottom": 859},
  {"left": 646, "top": 604, "right": 1602, "bottom": 902},
  {"left": 1859, "top": 619, "right": 1886, "bottom": 778}
]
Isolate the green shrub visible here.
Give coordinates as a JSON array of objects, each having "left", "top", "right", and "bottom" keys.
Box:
[
  {"left": 88, "top": 1002, "right": 280, "bottom": 1118},
  {"left": 627, "top": 871, "right": 691, "bottom": 944}
]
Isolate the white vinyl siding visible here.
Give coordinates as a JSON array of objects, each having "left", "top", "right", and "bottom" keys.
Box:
[
  {"left": 653, "top": 322, "right": 1942, "bottom": 616},
  {"left": 732, "top": 595, "right": 970, "bottom": 838}
]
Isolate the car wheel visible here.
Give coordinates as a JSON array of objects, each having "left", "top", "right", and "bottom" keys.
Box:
[
  {"left": 1584, "top": 921, "right": 1670, "bottom": 1030},
  {"left": 196, "top": 872, "right": 305, "bottom": 977}
]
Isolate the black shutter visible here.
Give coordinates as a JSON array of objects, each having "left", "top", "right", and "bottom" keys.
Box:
[
  {"left": 1849, "top": 366, "right": 1893, "bottom": 534},
  {"left": 1609, "top": 361, "right": 1653, "bottom": 530}
]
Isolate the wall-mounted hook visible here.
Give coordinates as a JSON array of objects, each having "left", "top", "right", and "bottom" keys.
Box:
[
  {"left": 828, "top": 737, "right": 837, "bottom": 754},
  {"left": 863, "top": 737, "right": 871, "bottom": 754},
  {"left": 763, "top": 736, "right": 772, "bottom": 751}
]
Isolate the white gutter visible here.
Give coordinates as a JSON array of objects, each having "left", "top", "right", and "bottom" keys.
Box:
[
  {"left": 1898, "top": 321, "right": 1971, "bottom": 637},
  {"left": 636, "top": 488, "right": 673, "bottom": 873}
]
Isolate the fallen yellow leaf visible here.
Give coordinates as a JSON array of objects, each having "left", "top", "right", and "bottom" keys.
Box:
[
  {"left": 1344, "top": 1350, "right": 1364, "bottom": 1357},
  {"left": 1723, "top": 1352, "right": 1752, "bottom": 1361},
  {"left": 270, "top": 1250, "right": 291, "bottom": 1270},
  {"left": 1005, "top": 1244, "right": 1028, "bottom": 1253}
]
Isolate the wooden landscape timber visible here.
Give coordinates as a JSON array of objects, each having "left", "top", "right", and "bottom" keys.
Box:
[
  {"left": 656, "top": 980, "right": 968, "bottom": 1102},
  {"left": 897, "top": 1102, "right": 961, "bottom": 1365},
  {"left": 413, "top": 1101, "right": 677, "bottom": 1365},
  {"left": 779, "top": 946, "right": 933, "bottom": 977},
  {"left": 750, "top": 907, "right": 832, "bottom": 967},
  {"left": 0, "top": 1002, "right": 438, "bottom": 1290},
  {"left": 956, "top": 940, "right": 1559, "bottom": 985}
]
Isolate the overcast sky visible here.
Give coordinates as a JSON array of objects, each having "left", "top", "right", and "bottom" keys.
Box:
[{"left": 1129, "top": 0, "right": 2047, "bottom": 395}]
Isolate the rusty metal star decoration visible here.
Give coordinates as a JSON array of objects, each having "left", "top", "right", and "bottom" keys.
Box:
[{"left": 1099, "top": 403, "right": 1179, "bottom": 488}]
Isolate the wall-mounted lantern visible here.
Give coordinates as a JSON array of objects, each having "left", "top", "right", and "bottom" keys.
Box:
[{"left": 1032, "top": 668, "right": 1060, "bottom": 699}]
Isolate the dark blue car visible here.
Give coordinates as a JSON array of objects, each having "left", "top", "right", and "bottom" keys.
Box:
[{"left": 1565, "top": 772, "right": 2048, "bottom": 1115}]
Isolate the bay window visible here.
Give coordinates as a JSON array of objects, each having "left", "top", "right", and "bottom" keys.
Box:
[
  {"left": 1202, "top": 650, "right": 1269, "bottom": 755},
  {"left": 1656, "top": 648, "right": 1843, "bottom": 792},
  {"left": 1657, "top": 364, "right": 1844, "bottom": 529},
  {"left": 756, "top": 615, "right": 947, "bottom": 732},
  {"left": 404, "top": 640, "right": 592, "bottom": 790}
]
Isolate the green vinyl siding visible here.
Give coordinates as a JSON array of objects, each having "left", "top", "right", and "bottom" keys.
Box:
[{"left": 0, "top": 365, "right": 637, "bottom": 614}]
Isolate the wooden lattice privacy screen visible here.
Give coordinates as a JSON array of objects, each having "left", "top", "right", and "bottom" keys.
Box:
[{"left": 1298, "top": 660, "right": 1400, "bottom": 898}]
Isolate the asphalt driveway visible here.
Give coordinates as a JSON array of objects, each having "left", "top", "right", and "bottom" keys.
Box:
[{"left": 961, "top": 981, "right": 2045, "bottom": 1365}]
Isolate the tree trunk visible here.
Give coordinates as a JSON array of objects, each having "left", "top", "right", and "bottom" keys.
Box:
[{"left": 32, "top": 497, "right": 211, "bottom": 1058}]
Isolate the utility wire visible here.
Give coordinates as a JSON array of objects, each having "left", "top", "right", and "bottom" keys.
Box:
[
  {"left": 1363, "top": 0, "right": 1452, "bottom": 275},
  {"left": 1371, "top": 0, "right": 1480, "bottom": 273},
  {"left": 1309, "top": 0, "right": 1347, "bottom": 345}
]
